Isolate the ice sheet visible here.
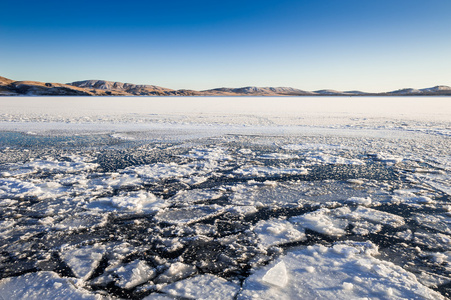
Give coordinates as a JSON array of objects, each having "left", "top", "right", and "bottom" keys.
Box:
[{"left": 0, "top": 96, "right": 450, "bottom": 299}]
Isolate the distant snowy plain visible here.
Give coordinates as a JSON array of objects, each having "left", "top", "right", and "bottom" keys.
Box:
[{"left": 0, "top": 96, "right": 450, "bottom": 299}]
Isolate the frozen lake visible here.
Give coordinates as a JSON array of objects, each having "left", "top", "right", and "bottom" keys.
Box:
[{"left": 0, "top": 96, "right": 450, "bottom": 299}]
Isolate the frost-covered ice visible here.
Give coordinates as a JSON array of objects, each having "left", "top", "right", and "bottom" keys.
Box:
[
  {"left": 160, "top": 274, "right": 240, "bottom": 300},
  {"left": 290, "top": 207, "right": 350, "bottom": 237},
  {"left": 0, "top": 96, "right": 450, "bottom": 299},
  {"left": 253, "top": 219, "right": 306, "bottom": 248},
  {"left": 238, "top": 242, "right": 445, "bottom": 299},
  {"left": 0, "top": 271, "right": 100, "bottom": 299},
  {"left": 60, "top": 244, "right": 105, "bottom": 280},
  {"left": 87, "top": 191, "right": 167, "bottom": 213},
  {"left": 261, "top": 260, "right": 288, "bottom": 288}
]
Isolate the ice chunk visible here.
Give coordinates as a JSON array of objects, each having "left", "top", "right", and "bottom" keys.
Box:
[
  {"left": 290, "top": 207, "right": 350, "bottom": 237},
  {"left": 0, "top": 219, "right": 16, "bottom": 231},
  {"left": 0, "top": 271, "right": 98, "bottom": 299},
  {"left": 229, "top": 181, "right": 308, "bottom": 208},
  {"left": 97, "top": 173, "right": 142, "bottom": 189},
  {"left": 125, "top": 163, "right": 199, "bottom": 182},
  {"left": 111, "top": 260, "right": 156, "bottom": 289},
  {"left": 182, "top": 147, "right": 232, "bottom": 161},
  {"left": 374, "top": 152, "right": 403, "bottom": 165},
  {"left": 87, "top": 190, "right": 166, "bottom": 213},
  {"left": 238, "top": 242, "right": 445, "bottom": 299},
  {"left": 161, "top": 274, "right": 240, "bottom": 300},
  {"left": 419, "top": 174, "right": 451, "bottom": 196},
  {"left": 351, "top": 221, "right": 383, "bottom": 236},
  {"left": 258, "top": 153, "right": 299, "bottom": 160},
  {"left": 168, "top": 189, "right": 224, "bottom": 206},
  {"left": 262, "top": 261, "right": 288, "bottom": 288},
  {"left": 282, "top": 144, "right": 345, "bottom": 151},
  {"left": 253, "top": 219, "right": 306, "bottom": 248},
  {"left": 226, "top": 205, "right": 259, "bottom": 216},
  {"left": 346, "top": 179, "right": 365, "bottom": 185},
  {"left": 391, "top": 190, "right": 437, "bottom": 207},
  {"left": 154, "top": 205, "right": 225, "bottom": 225},
  {"left": 414, "top": 232, "right": 451, "bottom": 249},
  {"left": 0, "top": 178, "right": 43, "bottom": 199},
  {"left": 346, "top": 196, "right": 372, "bottom": 206},
  {"left": 55, "top": 211, "right": 109, "bottom": 231},
  {"left": 304, "top": 153, "right": 364, "bottom": 166},
  {"left": 143, "top": 294, "right": 174, "bottom": 300},
  {"left": 430, "top": 251, "right": 451, "bottom": 265},
  {"left": 412, "top": 213, "right": 451, "bottom": 234},
  {"left": 233, "top": 166, "right": 308, "bottom": 176},
  {"left": 349, "top": 207, "right": 405, "bottom": 228},
  {"left": 60, "top": 244, "right": 105, "bottom": 280},
  {"left": 24, "top": 159, "right": 99, "bottom": 173},
  {"left": 154, "top": 262, "right": 197, "bottom": 284}
]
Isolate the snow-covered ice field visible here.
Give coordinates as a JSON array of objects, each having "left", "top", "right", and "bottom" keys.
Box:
[{"left": 0, "top": 96, "right": 450, "bottom": 299}]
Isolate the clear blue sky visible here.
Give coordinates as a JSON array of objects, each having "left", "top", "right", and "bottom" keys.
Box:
[{"left": 1, "top": 0, "right": 450, "bottom": 92}]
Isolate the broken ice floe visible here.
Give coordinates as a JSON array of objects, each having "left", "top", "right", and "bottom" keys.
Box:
[
  {"left": 290, "top": 207, "right": 350, "bottom": 237},
  {"left": 168, "top": 189, "right": 224, "bottom": 206},
  {"left": 228, "top": 181, "right": 308, "bottom": 208},
  {"left": 0, "top": 130, "right": 450, "bottom": 299},
  {"left": 153, "top": 262, "right": 197, "bottom": 284},
  {"left": 124, "top": 163, "right": 200, "bottom": 182},
  {"left": 304, "top": 153, "right": 365, "bottom": 166},
  {"left": 104, "top": 260, "right": 156, "bottom": 289},
  {"left": 182, "top": 147, "right": 232, "bottom": 162},
  {"left": 160, "top": 274, "right": 240, "bottom": 300},
  {"left": 290, "top": 206, "right": 405, "bottom": 237},
  {"left": 258, "top": 153, "right": 299, "bottom": 160},
  {"left": 60, "top": 244, "right": 105, "bottom": 280},
  {"left": 252, "top": 219, "right": 306, "bottom": 248},
  {"left": 154, "top": 205, "right": 225, "bottom": 225},
  {"left": 0, "top": 271, "right": 100, "bottom": 299},
  {"left": 238, "top": 242, "right": 445, "bottom": 299},
  {"left": 233, "top": 166, "right": 308, "bottom": 177},
  {"left": 87, "top": 190, "right": 166, "bottom": 213}
]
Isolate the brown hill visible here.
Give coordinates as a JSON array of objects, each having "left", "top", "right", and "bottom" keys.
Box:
[{"left": 1, "top": 75, "right": 450, "bottom": 96}]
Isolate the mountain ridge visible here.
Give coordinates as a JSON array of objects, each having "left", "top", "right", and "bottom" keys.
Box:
[{"left": 1, "top": 76, "right": 450, "bottom": 96}]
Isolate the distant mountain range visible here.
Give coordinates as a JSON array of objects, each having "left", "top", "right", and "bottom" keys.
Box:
[{"left": 1, "top": 76, "right": 451, "bottom": 96}]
